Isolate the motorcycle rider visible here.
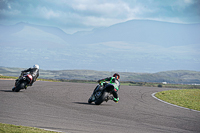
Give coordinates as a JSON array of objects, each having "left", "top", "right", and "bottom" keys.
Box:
[
  {"left": 89, "top": 73, "right": 120, "bottom": 103},
  {"left": 21, "top": 64, "right": 40, "bottom": 87}
]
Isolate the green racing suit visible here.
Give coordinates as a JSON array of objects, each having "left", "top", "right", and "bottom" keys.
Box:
[{"left": 98, "top": 76, "right": 120, "bottom": 102}]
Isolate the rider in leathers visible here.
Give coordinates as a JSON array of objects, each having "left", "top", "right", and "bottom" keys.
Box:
[
  {"left": 90, "top": 73, "right": 120, "bottom": 103},
  {"left": 21, "top": 64, "right": 39, "bottom": 86}
]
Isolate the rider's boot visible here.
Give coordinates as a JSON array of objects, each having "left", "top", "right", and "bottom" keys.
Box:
[
  {"left": 25, "top": 85, "right": 28, "bottom": 89},
  {"left": 25, "top": 81, "right": 33, "bottom": 89},
  {"left": 113, "top": 97, "right": 119, "bottom": 103},
  {"left": 108, "top": 96, "right": 119, "bottom": 103}
]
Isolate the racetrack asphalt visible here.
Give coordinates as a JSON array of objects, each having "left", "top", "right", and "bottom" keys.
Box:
[{"left": 0, "top": 80, "right": 200, "bottom": 133}]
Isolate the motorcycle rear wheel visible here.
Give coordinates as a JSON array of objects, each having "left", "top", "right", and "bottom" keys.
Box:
[{"left": 95, "top": 92, "right": 108, "bottom": 105}]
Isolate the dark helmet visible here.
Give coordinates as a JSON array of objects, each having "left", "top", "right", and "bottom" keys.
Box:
[{"left": 113, "top": 73, "right": 120, "bottom": 79}]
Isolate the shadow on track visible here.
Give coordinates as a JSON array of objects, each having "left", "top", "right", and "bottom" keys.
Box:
[
  {"left": 73, "top": 102, "right": 93, "bottom": 105},
  {"left": 73, "top": 102, "right": 112, "bottom": 106},
  {"left": 0, "top": 90, "right": 13, "bottom": 92}
]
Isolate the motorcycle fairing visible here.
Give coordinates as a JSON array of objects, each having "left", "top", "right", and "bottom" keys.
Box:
[{"left": 26, "top": 74, "right": 33, "bottom": 84}]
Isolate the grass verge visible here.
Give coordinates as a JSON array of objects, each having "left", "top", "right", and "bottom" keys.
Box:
[
  {"left": 0, "top": 123, "right": 58, "bottom": 133},
  {"left": 155, "top": 89, "right": 200, "bottom": 111},
  {"left": 124, "top": 81, "right": 200, "bottom": 89}
]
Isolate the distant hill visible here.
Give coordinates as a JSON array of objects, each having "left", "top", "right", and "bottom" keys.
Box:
[
  {"left": 0, "top": 67, "right": 200, "bottom": 84},
  {"left": 0, "top": 20, "right": 200, "bottom": 72},
  {"left": 70, "top": 20, "right": 200, "bottom": 46}
]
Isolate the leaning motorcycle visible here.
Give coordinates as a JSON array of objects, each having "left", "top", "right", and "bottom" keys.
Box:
[
  {"left": 88, "top": 82, "right": 115, "bottom": 105},
  {"left": 12, "top": 72, "right": 33, "bottom": 92}
]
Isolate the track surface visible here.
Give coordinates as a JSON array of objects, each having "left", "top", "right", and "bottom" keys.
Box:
[{"left": 0, "top": 80, "right": 200, "bottom": 133}]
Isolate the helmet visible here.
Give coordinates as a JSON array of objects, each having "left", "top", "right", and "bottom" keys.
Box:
[
  {"left": 33, "top": 64, "right": 39, "bottom": 69},
  {"left": 113, "top": 73, "right": 120, "bottom": 79}
]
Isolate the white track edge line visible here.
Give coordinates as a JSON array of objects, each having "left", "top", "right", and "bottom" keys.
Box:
[
  {"left": 39, "top": 128, "right": 63, "bottom": 132},
  {"left": 152, "top": 92, "right": 200, "bottom": 113}
]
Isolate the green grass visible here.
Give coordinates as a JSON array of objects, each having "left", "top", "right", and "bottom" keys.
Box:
[
  {"left": 0, "top": 75, "right": 18, "bottom": 80},
  {"left": 0, "top": 123, "right": 57, "bottom": 133},
  {"left": 121, "top": 81, "right": 200, "bottom": 89},
  {"left": 155, "top": 89, "right": 200, "bottom": 111}
]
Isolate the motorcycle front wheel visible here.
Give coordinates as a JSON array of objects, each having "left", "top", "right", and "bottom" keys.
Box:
[
  {"left": 14, "top": 82, "right": 26, "bottom": 92},
  {"left": 88, "top": 98, "right": 93, "bottom": 104}
]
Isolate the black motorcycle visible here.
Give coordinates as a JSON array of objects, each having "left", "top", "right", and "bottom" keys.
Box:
[
  {"left": 12, "top": 72, "right": 33, "bottom": 92},
  {"left": 88, "top": 82, "right": 115, "bottom": 105}
]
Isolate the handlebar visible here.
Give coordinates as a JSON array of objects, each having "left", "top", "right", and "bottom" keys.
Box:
[
  {"left": 21, "top": 71, "right": 30, "bottom": 75},
  {"left": 98, "top": 81, "right": 109, "bottom": 84}
]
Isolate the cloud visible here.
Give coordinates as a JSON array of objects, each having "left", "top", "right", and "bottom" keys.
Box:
[
  {"left": 0, "top": 0, "right": 199, "bottom": 33},
  {"left": 36, "top": 6, "right": 61, "bottom": 19}
]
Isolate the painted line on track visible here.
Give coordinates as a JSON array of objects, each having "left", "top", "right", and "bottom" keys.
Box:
[
  {"left": 39, "top": 128, "right": 64, "bottom": 133},
  {"left": 152, "top": 92, "right": 200, "bottom": 113}
]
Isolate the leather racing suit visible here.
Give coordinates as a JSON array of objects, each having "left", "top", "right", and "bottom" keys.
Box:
[
  {"left": 95, "top": 76, "right": 120, "bottom": 102},
  {"left": 22, "top": 67, "right": 39, "bottom": 85}
]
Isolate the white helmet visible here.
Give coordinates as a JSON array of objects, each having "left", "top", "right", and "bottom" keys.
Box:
[{"left": 33, "top": 64, "right": 39, "bottom": 69}]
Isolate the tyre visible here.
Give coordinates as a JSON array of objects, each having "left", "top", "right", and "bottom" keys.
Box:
[
  {"left": 88, "top": 98, "right": 92, "bottom": 104},
  {"left": 14, "top": 82, "right": 25, "bottom": 92},
  {"left": 12, "top": 87, "right": 16, "bottom": 92},
  {"left": 95, "top": 92, "right": 108, "bottom": 105}
]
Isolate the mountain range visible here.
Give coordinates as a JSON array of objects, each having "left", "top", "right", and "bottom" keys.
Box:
[{"left": 0, "top": 20, "right": 199, "bottom": 72}]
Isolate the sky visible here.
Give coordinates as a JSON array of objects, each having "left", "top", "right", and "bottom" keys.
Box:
[{"left": 0, "top": 0, "right": 200, "bottom": 34}]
